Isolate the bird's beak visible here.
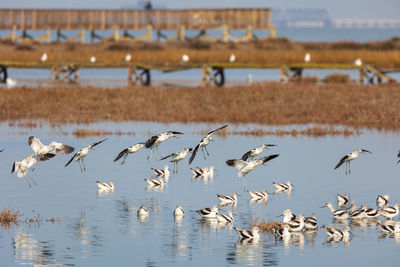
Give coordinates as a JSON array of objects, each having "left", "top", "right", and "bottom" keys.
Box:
[
  {"left": 362, "top": 149, "right": 372, "bottom": 154},
  {"left": 276, "top": 214, "right": 283, "bottom": 218},
  {"left": 320, "top": 205, "right": 327, "bottom": 208}
]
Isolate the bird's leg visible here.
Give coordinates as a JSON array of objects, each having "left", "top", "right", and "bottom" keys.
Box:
[
  {"left": 27, "top": 174, "right": 37, "bottom": 186},
  {"left": 204, "top": 146, "right": 210, "bottom": 156},
  {"left": 121, "top": 154, "right": 127, "bottom": 165},
  {"left": 242, "top": 177, "right": 248, "bottom": 192},
  {"left": 82, "top": 158, "right": 86, "bottom": 172},
  {"left": 147, "top": 149, "right": 153, "bottom": 160},
  {"left": 24, "top": 176, "right": 32, "bottom": 188},
  {"left": 79, "top": 160, "right": 84, "bottom": 173},
  {"left": 348, "top": 161, "right": 351, "bottom": 174},
  {"left": 155, "top": 146, "right": 161, "bottom": 160},
  {"left": 201, "top": 147, "right": 207, "bottom": 160}
]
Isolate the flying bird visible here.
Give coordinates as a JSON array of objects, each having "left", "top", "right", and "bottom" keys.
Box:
[
  {"left": 334, "top": 149, "right": 372, "bottom": 174},
  {"left": 145, "top": 131, "right": 183, "bottom": 159},
  {"left": 29, "top": 136, "right": 74, "bottom": 159},
  {"left": 226, "top": 154, "right": 279, "bottom": 178},
  {"left": 160, "top": 147, "right": 192, "bottom": 173},
  {"left": 113, "top": 143, "right": 145, "bottom": 164},
  {"left": 241, "top": 144, "right": 276, "bottom": 161},
  {"left": 11, "top": 153, "right": 52, "bottom": 187},
  {"left": 65, "top": 138, "right": 108, "bottom": 172},
  {"left": 189, "top": 125, "right": 228, "bottom": 164}
]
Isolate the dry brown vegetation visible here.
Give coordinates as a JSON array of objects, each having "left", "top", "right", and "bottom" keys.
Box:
[
  {"left": 1, "top": 38, "right": 400, "bottom": 68},
  {"left": 1, "top": 83, "right": 400, "bottom": 130},
  {"left": 73, "top": 128, "right": 136, "bottom": 137},
  {"left": 250, "top": 218, "right": 282, "bottom": 233},
  {"left": 0, "top": 206, "right": 21, "bottom": 228},
  {"left": 323, "top": 73, "right": 352, "bottom": 84},
  {"left": 230, "top": 127, "right": 359, "bottom": 137}
]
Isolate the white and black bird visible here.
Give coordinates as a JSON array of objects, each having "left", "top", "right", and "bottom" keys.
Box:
[
  {"left": 160, "top": 147, "right": 192, "bottom": 173},
  {"left": 324, "top": 226, "right": 351, "bottom": 238},
  {"left": 196, "top": 205, "right": 218, "bottom": 218},
  {"left": 29, "top": 136, "right": 75, "bottom": 159},
  {"left": 274, "top": 223, "right": 291, "bottom": 238},
  {"left": 65, "top": 138, "right": 108, "bottom": 172},
  {"left": 304, "top": 214, "right": 318, "bottom": 230},
  {"left": 144, "top": 178, "right": 164, "bottom": 187},
  {"left": 151, "top": 165, "right": 170, "bottom": 177},
  {"left": 226, "top": 154, "right": 279, "bottom": 178},
  {"left": 334, "top": 149, "right": 372, "bottom": 174},
  {"left": 217, "top": 210, "right": 234, "bottom": 223},
  {"left": 273, "top": 181, "right": 292, "bottom": 192},
  {"left": 97, "top": 180, "right": 114, "bottom": 191},
  {"left": 287, "top": 214, "right": 305, "bottom": 232},
  {"left": 114, "top": 143, "right": 145, "bottom": 164},
  {"left": 247, "top": 189, "right": 268, "bottom": 200},
  {"left": 174, "top": 205, "right": 185, "bottom": 217},
  {"left": 322, "top": 202, "right": 349, "bottom": 220},
  {"left": 279, "top": 209, "right": 296, "bottom": 223},
  {"left": 145, "top": 131, "right": 183, "bottom": 159},
  {"left": 337, "top": 193, "right": 350, "bottom": 206},
  {"left": 377, "top": 194, "right": 390, "bottom": 207},
  {"left": 189, "top": 125, "right": 228, "bottom": 164},
  {"left": 241, "top": 144, "right": 276, "bottom": 161},
  {"left": 379, "top": 204, "right": 399, "bottom": 220},
  {"left": 377, "top": 220, "right": 400, "bottom": 233},
  {"left": 234, "top": 226, "right": 260, "bottom": 241},
  {"left": 217, "top": 192, "right": 238, "bottom": 204},
  {"left": 137, "top": 204, "right": 149, "bottom": 216},
  {"left": 11, "top": 154, "right": 40, "bottom": 187}
]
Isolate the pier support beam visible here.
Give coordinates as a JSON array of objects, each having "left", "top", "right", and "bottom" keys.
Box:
[
  {"left": 49, "top": 64, "right": 79, "bottom": 82},
  {"left": 0, "top": 65, "right": 8, "bottom": 83},
  {"left": 128, "top": 65, "right": 151, "bottom": 86},
  {"left": 280, "top": 65, "right": 303, "bottom": 82},
  {"left": 202, "top": 65, "right": 225, "bottom": 87},
  {"left": 359, "top": 65, "right": 397, "bottom": 84}
]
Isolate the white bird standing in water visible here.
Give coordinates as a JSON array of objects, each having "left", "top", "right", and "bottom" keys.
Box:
[
  {"left": 96, "top": 180, "right": 114, "bottom": 191},
  {"left": 65, "top": 138, "right": 108, "bottom": 172},
  {"left": 304, "top": 53, "right": 311, "bottom": 63},
  {"left": 181, "top": 54, "right": 189, "bottom": 62},
  {"left": 234, "top": 226, "right": 260, "bottom": 241},
  {"left": 174, "top": 205, "right": 185, "bottom": 217},
  {"left": 334, "top": 149, "right": 372, "bottom": 174},
  {"left": 40, "top": 53, "right": 47, "bottom": 62},
  {"left": 324, "top": 225, "right": 351, "bottom": 238},
  {"left": 376, "top": 194, "right": 390, "bottom": 207},
  {"left": 113, "top": 143, "right": 145, "bottom": 165},
  {"left": 196, "top": 205, "right": 219, "bottom": 218},
  {"left": 151, "top": 165, "right": 170, "bottom": 178},
  {"left": 29, "top": 136, "right": 75, "bottom": 159},
  {"left": 337, "top": 193, "right": 350, "bottom": 206},
  {"left": 160, "top": 147, "right": 192, "bottom": 173},
  {"left": 145, "top": 131, "right": 183, "bottom": 160},
  {"left": 125, "top": 54, "right": 132, "bottom": 62},
  {"left": 189, "top": 125, "right": 228, "bottom": 164}
]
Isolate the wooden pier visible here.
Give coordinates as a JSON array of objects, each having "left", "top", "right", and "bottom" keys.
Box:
[{"left": 0, "top": 8, "right": 275, "bottom": 43}]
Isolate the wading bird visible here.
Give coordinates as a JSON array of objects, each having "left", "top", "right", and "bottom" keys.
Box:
[
  {"left": 304, "top": 53, "right": 311, "bottom": 63},
  {"left": 65, "top": 138, "right": 108, "bottom": 172},
  {"left": 113, "top": 143, "right": 145, "bottom": 165},
  {"left": 304, "top": 214, "right": 318, "bottom": 230},
  {"left": 40, "top": 53, "right": 47, "bottom": 62},
  {"left": 189, "top": 125, "right": 228, "bottom": 164},
  {"left": 376, "top": 194, "right": 390, "bottom": 207},
  {"left": 241, "top": 144, "right": 276, "bottom": 161},
  {"left": 229, "top": 54, "right": 236, "bottom": 63},
  {"left": 234, "top": 226, "right": 260, "bottom": 241},
  {"left": 196, "top": 205, "right": 219, "bottom": 218},
  {"left": 145, "top": 131, "right": 183, "bottom": 159},
  {"left": 29, "top": 136, "right": 75, "bottom": 159},
  {"left": 324, "top": 226, "right": 351, "bottom": 238},
  {"left": 96, "top": 180, "right": 114, "bottom": 191},
  {"left": 137, "top": 204, "right": 149, "bottom": 216},
  {"left": 334, "top": 149, "right": 372, "bottom": 174},
  {"left": 90, "top": 56, "right": 96, "bottom": 63},
  {"left": 337, "top": 193, "right": 350, "bottom": 206},
  {"left": 321, "top": 202, "right": 349, "bottom": 220},
  {"left": 247, "top": 189, "right": 268, "bottom": 200},
  {"left": 217, "top": 192, "right": 238, "bottom": 204},
  {"left": 174, "top": 205, "right": 185, "bottom": 217},
  {"left": 160, "top": 147, "right": 192, "bottom": 173},
  {"left": 151, "top": 165, "right": 170, "bottom": 177},
  {"left": 125, "top": 54, "right": 131, "bottom": 62},
  {"left": 217, "top": 210, "right": 234, "bottom": 224}
]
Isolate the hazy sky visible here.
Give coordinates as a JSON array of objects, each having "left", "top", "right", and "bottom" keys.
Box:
[{"left": 1, "top": 0, "right": 400, "bottom": 18}]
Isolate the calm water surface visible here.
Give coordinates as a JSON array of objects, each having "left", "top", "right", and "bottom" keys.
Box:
[{"left": 0, "top": 122, "right": 399, "bottom": 266}]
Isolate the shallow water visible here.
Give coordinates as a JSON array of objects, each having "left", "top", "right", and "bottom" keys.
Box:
[
  {"left": 0, "top": 122, "right": 399, "bottom": 266},
  {"left": 3, "top": 68, "right": 400, "bottom": 88}
]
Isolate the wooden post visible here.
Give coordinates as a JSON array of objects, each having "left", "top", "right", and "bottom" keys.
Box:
[
  {"left": 128, "top": 65, "right": 133, "bottom": 83},
  {"left": 201, "top": 65, "right": 208, "bottom": 87},
  {"left": 55, "top": 65, "right": 60, "bottom": 80},
  {"left": 114, "top": 26, "right": 120, "bottom": 41},
  {"left": 269, "top": 26, "right": 276, "bottom": 38},
  {"left": 147, "top": 25, "right": 153, "bottom": 41},
  {"left": 222, "top": 25, "right": 229, "bottom": 42},
  {"left": 178, "top": 25, "right": 185, "bottom": 41},
  {"left": 80, "top": 28, "right": 85, "bottom": 44},
  {"left": 359, "top": 68, "right": 364, "bottom": 84},
  {"left": 11, "top": 25, "right": 16, "bottom": 42}
]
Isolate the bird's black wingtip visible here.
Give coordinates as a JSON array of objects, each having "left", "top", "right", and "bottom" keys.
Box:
[{"left": 225, "top": 159, "right": 236, "bottom": 166}]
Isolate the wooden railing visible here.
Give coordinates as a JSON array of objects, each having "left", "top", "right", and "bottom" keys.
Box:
[{"left": 0, "top": 8, "right": 273, "bottom": 30}]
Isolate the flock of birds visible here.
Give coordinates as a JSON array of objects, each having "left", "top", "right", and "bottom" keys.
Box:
[{"left": 5, "top": 124, "right": 400, "bottom": 244}]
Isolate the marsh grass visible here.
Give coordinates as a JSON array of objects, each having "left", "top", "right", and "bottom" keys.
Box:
[
  {"left": 73, "top": 129, "right": 136, "bottom": 137},
  {"left": 323, "top": 73, "right": 351, "bottom": 83},
  {"left": 0, "top": 207, "right": 21, "bottom": 228},
  {"left": 1, "top": 83, "right": 399, "bottom": 130}
]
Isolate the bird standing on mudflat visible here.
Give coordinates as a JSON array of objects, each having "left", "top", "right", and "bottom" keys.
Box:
[
  {"left": 65, "top": 138, "right": 108, "bottom": 172},
  {"left": 334, "top": 149, "right": 372, "bottom": 174},
  {"left": 189, "top": 125, "right": 228, "bottom": 164}
]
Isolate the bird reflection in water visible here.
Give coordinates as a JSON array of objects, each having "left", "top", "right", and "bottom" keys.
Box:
[
  {"left": 325, "top": 235, "right": 351, "bottom": 248},
  {"left": 227, "top": 239, "right": 279, "bottom": 266}
]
